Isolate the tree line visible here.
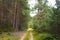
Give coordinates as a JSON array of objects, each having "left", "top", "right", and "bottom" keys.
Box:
[
  {"left": 33, "top": 0, "right": 60, "bottom": 35},
  {"left": 0, "top": 0, "right": 30, "bottom": 32}
]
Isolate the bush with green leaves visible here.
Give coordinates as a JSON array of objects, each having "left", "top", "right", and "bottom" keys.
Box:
[{"left": 33, "top": 32, "right": 60, "bottom": 40}]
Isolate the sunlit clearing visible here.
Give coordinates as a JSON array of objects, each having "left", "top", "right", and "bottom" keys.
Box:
[{"left": 27, "top": 28, "right": 33, "bottom": 31}]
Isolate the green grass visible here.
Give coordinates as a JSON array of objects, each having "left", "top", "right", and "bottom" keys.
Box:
[
  {"left": 0, "top": 33, "right": 19, "bottom": 40},
  {"left": 1, "top": 35, "right": 19, "bottom": 40},
  {"left": 33, "top": 32, "right": 60, "bottom": 40},
  {"left": 23, "top": 32, "right": 30, "bottom": 40}
]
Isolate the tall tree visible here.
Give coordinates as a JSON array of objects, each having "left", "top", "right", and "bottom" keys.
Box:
[
  {"left": 33, "top": 0, "right": 54, "bottom": 32},
  {"left": 0, "top": 0, "right": 30, "bottom": 32}
]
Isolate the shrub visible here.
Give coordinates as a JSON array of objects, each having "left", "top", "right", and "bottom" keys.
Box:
[{"left": 33, "top": 33, "right": 60, "bottom": 40}]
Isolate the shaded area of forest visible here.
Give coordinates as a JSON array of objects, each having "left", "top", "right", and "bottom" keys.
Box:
[
  {"left": 0, "top": 0, "right": 30, "bottom": 32},
  {"left": 0, "top": 0, "right": 60, "bottom": 40}
]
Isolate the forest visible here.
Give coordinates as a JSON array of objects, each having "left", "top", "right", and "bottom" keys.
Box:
[{"left": 0, "top": 0, "right": 60, "bottom": 40}]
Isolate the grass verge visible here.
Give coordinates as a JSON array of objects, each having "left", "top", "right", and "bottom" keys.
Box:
[
  {"left": 0, "top": 32, "right": 19, "bottom": 40},
  {"left": 23, "top": 32, "right": 30, "bottom": 40},
  {"left": 33, "top": 32, "right": 60, "bottom": 40}
]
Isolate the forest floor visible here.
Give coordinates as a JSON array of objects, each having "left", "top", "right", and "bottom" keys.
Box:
[
  {"left": 30, "top": 32, "right": 33, "bottom": 40},
  {"left": 20, "top": 31, "right": 27, "bottom": 40},
  {"left": 0, "top": 31, "right": 33, "bottom": 40},
  {"left": 19, "top": 31, "right": 33, "bottom": 40},
  {"left": 0, "top": 31, "right": 59, "bottom": 40},
  {"left": 12, "top": 31, "right": 33, "bottom": 40},
  {"left": 11, "top": 31, "right": 27, "bottom": 40}
]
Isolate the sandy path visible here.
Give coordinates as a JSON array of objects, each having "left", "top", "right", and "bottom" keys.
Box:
[
  {"left": 20, "top": 32, "right": 26, "bottom": 40},
  {"left": 11, "top": 31, "right": 27, "bottom": 40},
  {"left": 30, "top": 32, "right": 33, "bottom": 40}
]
